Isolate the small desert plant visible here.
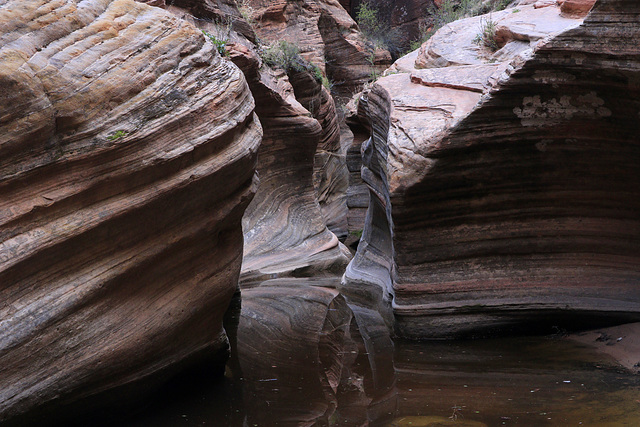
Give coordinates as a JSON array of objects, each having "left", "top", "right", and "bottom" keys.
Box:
[
  {"left": 235, "top": 0, "right": 255, "bottom": 27},
  {"left": 367, "top": 51, "right": 379, "bottom": 81},
  {"left": 355, "top": 1, "right": 403, "bottom": 57},
  {"left": 311, "top": 64, "right": 324, "bottom": 83},
  {"left": 474, "top": 16, "right": 499, "bottom": 51},
  {"left": 356, "top": 1, "right": 381, "bottom": 39},
  {"left": 107, "top": 130, "right": 127, "bottom": 141},
  {"left": 322, "top": 76, "right": 333, "bottom": 90},
  {"left": 350, "top": 229, "right": 363, "bottom": 240},
  {"left": 203, "top": 30, "right": 227, "bottom": 56},
  {"left": 202, "top": 16, "right": 233, "bottom": 56},
  {"left": 261, "top": 41, "right": 306, "bottom": 72},
  {"left": 261, "top": 41, "right": 326, "bottom": 85}
]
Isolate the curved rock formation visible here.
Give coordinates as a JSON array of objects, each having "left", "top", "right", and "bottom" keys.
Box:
[
  {"left": 243, "top": 0, "right": 390, "bottom": 102},
  {"left": 237, "top": 57, "right": 351, "bottom": 284},
  {"left": 343, "top": 108, "right": 371, "bottom": 246},
  {"left": 415, "top": 3, "right": 584, "bottom": 69},
  {"left": 152, "top": 0, "right": 352, "bottom": 282},
  {"left": 0, "top": 0, "right": 260, "bottom": 423},
  {"left": 345, "top": 0, "right": 640, "bottom": 338},
  {"left": 288, "top": 68, "right": 350, "bottom": 240}
]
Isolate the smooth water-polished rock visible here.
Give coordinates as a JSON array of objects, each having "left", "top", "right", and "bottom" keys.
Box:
[
  {"left": 345, "top": 0, "right": 640, "bottom": 338},
  {"left": 152, "top": 0, "right": 352, "bottom": 285},
  {"left": 0, "top": 0, "right": 260, "bottom": 422},
  {"left": 232, "top": 49, "right": 352, "bottom": 285},
  {"left": 287, "top": 66, "right": 350, "bottom": 241}
]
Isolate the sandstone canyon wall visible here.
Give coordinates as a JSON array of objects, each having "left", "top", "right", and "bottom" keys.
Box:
[
  {"left": 0, "top": 0, "right": 261, "bottom": 423},
  {"left": 344, "top": 0, "right": 640, "bottom": 338},
  {"left": 146, "top": 0, "right": 353, "bottom": 284},
  {"left": 243, "top": 0, "right": 391, "bottom": 102},
  {"left": 237, "top": 57, "right": 352, "bottom": 284}
]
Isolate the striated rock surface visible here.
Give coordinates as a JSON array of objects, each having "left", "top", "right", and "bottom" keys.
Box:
[
  {"left": 560, "top": 0, "right": 598, "bottom": 17},
  {"left": 237, "top": 56, "right": 351, "bottom": 284},
  {"left": 0, "top": 0, "right": 260, "bottom": 423},
  {"left": 244, "top": 0, "right": 390, "bottom": 102},
  {"left": 152, "top": 0, "right": 351, "bottom": 284},
  {"left": 415, "top": 4, "right": 584, "bottom": 69},
  {"left": 345, "top": 0, "right": 640, "bottom": 338},
  {"left": 287, "top": 66, "right": 350, "bottom": 241},
  {"left": 343, "top": 111, "right": 370, "bottom": 246}
]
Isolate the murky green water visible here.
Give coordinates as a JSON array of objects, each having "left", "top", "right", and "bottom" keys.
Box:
[{"left": 93, "top": 321, "right": 639, "bottom": 426}]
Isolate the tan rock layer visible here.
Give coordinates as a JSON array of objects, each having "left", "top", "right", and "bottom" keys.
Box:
[{"left": 0, "top": 0, "right": 260, "bottom": 422}]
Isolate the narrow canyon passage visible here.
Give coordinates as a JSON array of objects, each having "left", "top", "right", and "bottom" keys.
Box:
[{"left": 1, "top": 0, "right": 639, "bottom": 425}]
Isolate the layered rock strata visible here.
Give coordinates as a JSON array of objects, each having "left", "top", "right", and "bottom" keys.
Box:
[
  {"left": 345, "top": 0, "right": 640, "bottom": 338},
  {"left": 237, "top": 57, "right": 351, "bottom": 283},
  {"left": 240, "top": 0, "right": 380, "bottom": 252},
  {"left": 243, "top": 0, "right": 391, "bottom": 102},
  {"left": 151, "top": 0, "right": 352, "bottom": 283},
  {"left": 343, "top": 116, "right": 370, "bottom": 246},
  {"left": 0, "top": 0, "right": 260, "bottom": 422},
  {"left": 288, "top": 69, "right": 350, "bottom": 240}
]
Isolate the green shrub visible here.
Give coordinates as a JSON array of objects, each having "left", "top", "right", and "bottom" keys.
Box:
[
  {"left": 356, "top": 1, "right": 381, "bottom": 39},
  {"left": 261, "top": 41, "right": 326, "bottom": 85},
  {"left": 107, "top": 130, "right": 127, "bottom": 141},
  {"left": 262, "top": 41, "right": 306, "bottom": 72},
  {"left": 235, "top": 0, "right": 255, "bottom": 27},
  {"left": 202, "top": 16, "right": 233, "bottom": 57},
  {"left": 475, "top": 16, "right": 499, "bottom": 51},
  {"left": 355, "top": 1, "right": 403, "bottom": 57},
  {"left": 203, "top": 30, "right": 227, "bottom": 56}
]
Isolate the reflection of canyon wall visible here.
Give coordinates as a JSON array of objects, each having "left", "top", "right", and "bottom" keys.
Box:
[
  {"left": 236, "top": 279, "right": 396, "bottom": 425},
  {"left": 0, "top": 0, "right": 260, "bottom": 423},
  {"left": 345, "top": 0, "right": 640, "bottom": 338}
]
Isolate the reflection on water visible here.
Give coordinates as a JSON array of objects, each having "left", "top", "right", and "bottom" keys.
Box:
[
  {"left": 393, "top": 338, "right": 640, "bottom": 426},
  {"left": 95, "top": 280, "right": 640, "bottom": 427}
]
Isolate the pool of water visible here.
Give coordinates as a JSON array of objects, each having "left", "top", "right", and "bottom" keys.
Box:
[{"left": 88, "top": 283, "right": 639, "bottom": 427}]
